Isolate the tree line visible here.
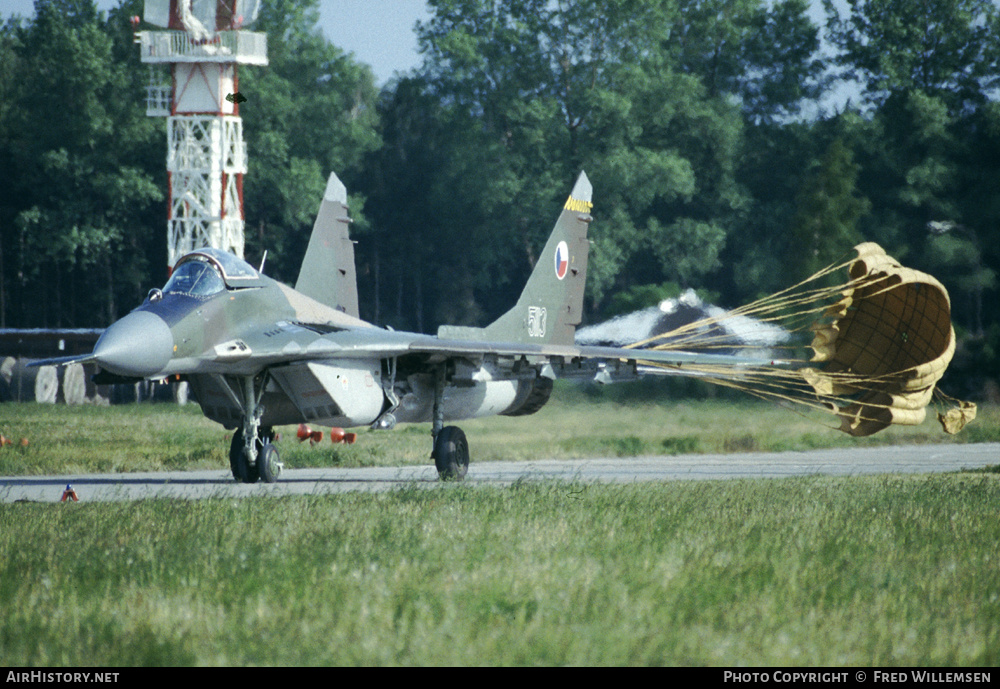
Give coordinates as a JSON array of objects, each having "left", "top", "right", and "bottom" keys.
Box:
[{"left": 1, "top": 0, "right": 998, "bottom": 398}]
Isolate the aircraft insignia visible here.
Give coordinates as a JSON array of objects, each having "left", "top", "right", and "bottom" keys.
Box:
[{"left": 554, "top": 241, "right": 569, "bottom": 280}]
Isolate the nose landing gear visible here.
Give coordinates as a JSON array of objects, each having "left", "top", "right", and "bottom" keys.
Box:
[
  {"left": 230, "top": 373, "right": 282, "bottom": 484},
  {"left": 230, "top": 426, "right": 281, "bottom": 483}
]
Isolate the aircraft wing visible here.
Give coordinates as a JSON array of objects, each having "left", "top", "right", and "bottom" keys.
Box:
[
  {"left": 409, "top": 335, "right": 781, "bottom": 369},
  {"left": 406, "top": 334, "right": 788, "bottom": 384},
  {"left": 248, "top": 325, "right": 786, "bottom": 381}
]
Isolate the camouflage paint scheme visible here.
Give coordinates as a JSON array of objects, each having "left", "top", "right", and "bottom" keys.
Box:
[{"left": 35, "top": 172, "right": 770, "bottom": 482}]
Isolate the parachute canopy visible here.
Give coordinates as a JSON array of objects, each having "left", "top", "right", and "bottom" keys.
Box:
[
  {"left": 803, "top": 243, "right": 959, "bottom": 436},
  {"left": 624, "top": 242, "right": 974, "bottom": 437}
]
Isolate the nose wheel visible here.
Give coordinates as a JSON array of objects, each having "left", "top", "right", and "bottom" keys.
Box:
[
  {"left": 258, "top": 440, "right": 283, "bottom": 483},
  {"left": 230, "top": 426, "right": 279, "bottom": 483}
]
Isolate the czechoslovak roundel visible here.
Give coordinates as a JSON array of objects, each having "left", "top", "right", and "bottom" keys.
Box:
[{"left": 554, "top": 241, "right": 569, "bottom": 280}]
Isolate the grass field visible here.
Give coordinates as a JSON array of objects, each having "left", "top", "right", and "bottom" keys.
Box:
[
  {"left": 1, "top": 391, "right": 998, "bottom": 665},
  {"left": 1, "top": 477, "right": 998, "bottom": 665}
]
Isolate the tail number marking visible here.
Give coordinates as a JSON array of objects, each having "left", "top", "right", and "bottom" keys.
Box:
[{"left": 528, "top": 306, "right": 547, "bottom": 338}]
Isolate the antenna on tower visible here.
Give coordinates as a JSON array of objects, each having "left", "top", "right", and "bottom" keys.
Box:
[{"left": 137, "top": 0, "right": 268, "bottom": 272}]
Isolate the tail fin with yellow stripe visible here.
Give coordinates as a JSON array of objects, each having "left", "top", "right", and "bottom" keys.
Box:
[{"left": 438, "top": 171, "right": 592, "bottom": 346}]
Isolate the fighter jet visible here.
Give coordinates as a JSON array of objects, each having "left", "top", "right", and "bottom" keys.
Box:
[{"left": 35, "top": 172, "right": 773, "bottom": 483}]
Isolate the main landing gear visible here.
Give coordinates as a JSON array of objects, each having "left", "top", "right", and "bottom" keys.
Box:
[
  {"left": 430, "top": 365, "right": 469, "bottom": 481},
  {"left": 227, "top": 366, "right": 467, "bottom": 483},
  {"left": 433, "top": 426, "right": 469, "bottom": 480}
]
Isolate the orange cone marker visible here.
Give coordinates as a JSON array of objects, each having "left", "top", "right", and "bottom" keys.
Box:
[{"left": 60, "top": 484, "right": 79, "bottom": 502}]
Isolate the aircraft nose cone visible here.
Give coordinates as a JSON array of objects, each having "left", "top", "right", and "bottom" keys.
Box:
[{"left": 94, "top": 311, "right": 173, "bottom": 378}]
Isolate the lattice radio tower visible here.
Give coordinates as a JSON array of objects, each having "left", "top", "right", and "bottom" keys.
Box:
[{"left": 134, "top": 0, "right": 268, "bottom": 270}]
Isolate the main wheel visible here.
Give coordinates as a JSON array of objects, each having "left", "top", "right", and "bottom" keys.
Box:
[
  {"left": 433, "top": 426, "right": 469, "bottom": 481},
  {"left": 258, "top": 442, "right": 283, "bottom": 483}
]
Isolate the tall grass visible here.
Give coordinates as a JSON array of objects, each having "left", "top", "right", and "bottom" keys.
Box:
[{"left": 1, "top": 475, "right": 998, "bottom": 665}]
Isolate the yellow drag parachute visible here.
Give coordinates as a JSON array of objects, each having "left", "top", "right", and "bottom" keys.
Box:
[
  {"left": 630, "top": 242, "right": 975, "bottom": 436},
  {"left": 803, "top": 243, "right": 966, "bottom": 436}
]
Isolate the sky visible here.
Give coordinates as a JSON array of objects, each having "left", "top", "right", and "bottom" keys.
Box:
[
  {"left": 315, "top": 0, "right": 431, "bottom": 84},
  {"left": 1, "top": 0, "right": 432, "bottom": 85}
]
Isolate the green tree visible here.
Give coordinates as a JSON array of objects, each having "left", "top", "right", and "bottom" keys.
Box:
[
  {"left": 0, "top": 0, "right": 162, "bottom": 327},
  {"left": 954, "top": 102, "right": 1000, "bottom": 338},
  {"left": 820, "top": 0, "right": 1000, "bottom": 394},
  {"left": 238, "top": 0, "right": 381, "bottom": 283},
  {"left": 0, "top": 0, "right": 381, "bottom": 327},
  {"left": 788, "top": 137, "right": 870, "bottom": 280},
  {"left": 367, "top": 0, "right": 803, "bottom": 330},
  {"left": 824, "top": 0, "right": 1000, "bottom": 112},
  {"left": 669, "top": 0, "right": 826, "bottom": 124},
  {"left": 687, "top": 0, "right": 829, "bottom": 304},
  {"left": 721, "top": 121, "right": 816, "bottom": 302},
  {"left": 920, "top": 100, "right": 1000, "bottom": 341},
  {"left": 845, "top": 91, "right": 962, "bottom": 270}
]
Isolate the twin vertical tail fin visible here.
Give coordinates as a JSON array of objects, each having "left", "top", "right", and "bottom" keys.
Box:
[
  {"left": 295, "top": 172, "right": 360, "bottom": 317},
  {"left": 297, "top": 169, "right": 593, "bottom": 344},
  {"left": 439, "top": 171, "right": 593, "bottom": 347}
]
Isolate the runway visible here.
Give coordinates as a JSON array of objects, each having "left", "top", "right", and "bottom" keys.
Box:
[{"left": 2, "top": 443, "right": 997, "bottom": 503}]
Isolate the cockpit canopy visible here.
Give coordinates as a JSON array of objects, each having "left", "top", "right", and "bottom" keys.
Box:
[{"left": 163, "top": 248, "right": 261, "bottom": 296}]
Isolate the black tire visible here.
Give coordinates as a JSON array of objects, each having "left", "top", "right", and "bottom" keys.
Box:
[
  {"left": 229, "top": 427, "right": 272, "bottom": 484},
  {"left": 433, "top": 426, "right": 469, "bottom": 481},
  {"left": 258, "top": 442, "right": 282, "bottom": 483}
]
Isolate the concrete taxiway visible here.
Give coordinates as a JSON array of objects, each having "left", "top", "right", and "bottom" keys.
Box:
[{"left": 2, "top": 443, "right": 997, "bottom": 503}]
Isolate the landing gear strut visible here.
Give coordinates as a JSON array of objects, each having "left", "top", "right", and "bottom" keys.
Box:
[
  {"left": 229, "top": 373, "right": 282, "bottom": 484},
  {"left": 430, "top": 365, "right": 469, "bottom": 480}
]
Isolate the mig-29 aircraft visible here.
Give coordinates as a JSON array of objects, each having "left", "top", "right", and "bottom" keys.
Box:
[{"left": 35, "top": 172, "right": 772, "bottom": 483}]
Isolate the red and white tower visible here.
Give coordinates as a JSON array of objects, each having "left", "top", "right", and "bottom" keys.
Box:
[{"left": 137, "top": 0, "right": 268, "bottom": 269}]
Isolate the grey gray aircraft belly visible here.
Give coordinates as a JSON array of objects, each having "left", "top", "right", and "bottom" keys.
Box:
[{"left": 33, "top": 172, "right": 778, "bottom": 484}]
